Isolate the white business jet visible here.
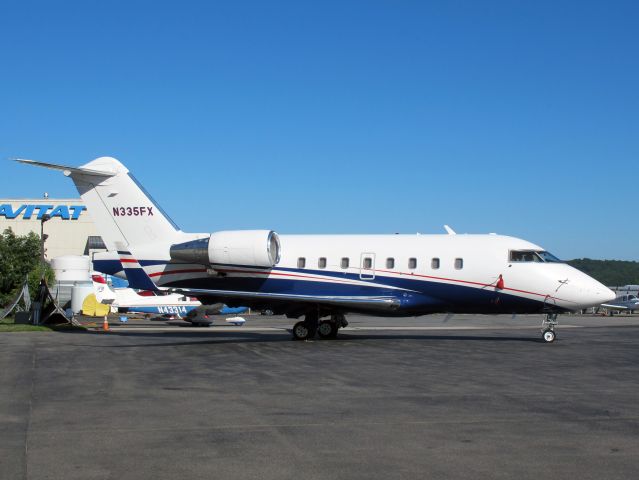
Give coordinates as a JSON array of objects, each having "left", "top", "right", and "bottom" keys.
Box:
[{"left": 17, "top": 157, "right": 615, "bottom": 343}]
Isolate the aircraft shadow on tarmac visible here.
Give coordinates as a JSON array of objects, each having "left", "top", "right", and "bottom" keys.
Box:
[{"left": 72, "top": 329, "right": 544, "bottom": 348}]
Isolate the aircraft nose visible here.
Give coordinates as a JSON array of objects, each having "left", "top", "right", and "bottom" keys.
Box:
[
  {"left": 579, "top": 281, "right": 616, "bottom": 307},
  {"left": 602, "top": 287, "right": 617, "bottom": 303},
  {"left": 556, "top": 267, "right": 617, "bottom": 309}
]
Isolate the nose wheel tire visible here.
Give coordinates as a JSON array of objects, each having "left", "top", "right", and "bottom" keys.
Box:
[
  {"left": 318, "top": 320, "right": 338, "bottom": 339},
  {"left": 542, "top": 329, "right": 556, "bottom": 343}
]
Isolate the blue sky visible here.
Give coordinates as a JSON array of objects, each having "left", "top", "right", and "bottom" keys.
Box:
[{"left": 1, "top": 1, "right": 637, "bottom": 260}]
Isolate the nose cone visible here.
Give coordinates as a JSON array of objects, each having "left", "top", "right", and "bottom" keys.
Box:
[
  {"left": 540, "top": 264, "right": 616, "bottom": 310},
  {"left": 563, "top": 270, "right": 616, "bottom": 309},
  {"left": 581, "top": 279, "right": 617, "bottom": 308},
  {"left": 602, "top": 287, "right": 617, "bottom": 304}
]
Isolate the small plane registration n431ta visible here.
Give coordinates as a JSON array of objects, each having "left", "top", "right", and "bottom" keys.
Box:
[{"left": 17, "top": 157, "right": 616, "bottom": 343}]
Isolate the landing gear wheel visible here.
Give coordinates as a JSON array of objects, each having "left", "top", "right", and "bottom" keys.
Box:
[
  {"left": 542, "top": 329, "right": 556, "bottom": 343},
  {"left": 318, "top": 320, "right": 338, "bottom": 339},
  {"left": 292, "top": 321, "right": 311, "bottom": 341},
  {"left": 540, "top": 313, "right": 559, "bottom": 343}
]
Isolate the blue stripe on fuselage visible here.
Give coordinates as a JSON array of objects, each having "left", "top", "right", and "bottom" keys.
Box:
[
  {"left": 122, "top": 305, "right": 197, "bottom": 315},
  {"left": 93, "top": 259, "right": 558, "bottom": 314}
]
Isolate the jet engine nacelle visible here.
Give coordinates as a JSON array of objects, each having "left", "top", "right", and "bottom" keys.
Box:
[{"left": 170, "top": 230, "right": 281, "bottom": 268}]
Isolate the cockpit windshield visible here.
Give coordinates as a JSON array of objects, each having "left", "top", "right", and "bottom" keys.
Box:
[
  {"left": 509, "top": 250, "right": 563, "bottom": 263},
  {"left": 536, "top": 251, "right": 563, "bottom": 263}
]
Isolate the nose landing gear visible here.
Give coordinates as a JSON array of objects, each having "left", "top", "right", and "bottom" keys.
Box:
[{"left": 541, "top": 313, "right": 558, "bottom": 343}]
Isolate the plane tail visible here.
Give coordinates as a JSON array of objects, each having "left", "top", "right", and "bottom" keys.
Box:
[
  {"left": 116, "top": 245, "right": 160, "bottom": 291},
  {"left": 16, "top": 157, "right": 184, "bottom": 251}
]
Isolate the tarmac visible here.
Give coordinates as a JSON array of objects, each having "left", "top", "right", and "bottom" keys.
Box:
[{"left": 1, "top": 314, "right": 639, "bottom": 479}]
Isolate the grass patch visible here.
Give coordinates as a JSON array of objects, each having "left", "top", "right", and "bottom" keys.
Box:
[
  {"left": 0, "top": 322, "right": 52, "bottom": 332},
  {"left": 0, "top": 315, "right": 86, "bottom": 332}
]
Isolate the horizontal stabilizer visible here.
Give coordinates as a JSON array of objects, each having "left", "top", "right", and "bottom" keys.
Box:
[{"left": 13, "top": 158, "right": 116, "bottom": 177}]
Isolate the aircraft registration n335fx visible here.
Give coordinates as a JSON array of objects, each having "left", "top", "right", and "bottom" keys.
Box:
[{"left": 18, "top": 156, "right": 615, "bottom": 343}]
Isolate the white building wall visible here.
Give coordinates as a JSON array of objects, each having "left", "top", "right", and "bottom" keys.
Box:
[{"left": 0, "top": 198, "right": 99, "bottom": 259}]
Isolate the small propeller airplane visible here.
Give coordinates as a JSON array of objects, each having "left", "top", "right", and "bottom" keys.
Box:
[{"left": 598, "top": 293, "right": 639, "bottom": 315}]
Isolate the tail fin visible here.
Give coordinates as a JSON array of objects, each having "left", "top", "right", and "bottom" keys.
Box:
[
  {"left": 16, "top": 157, "right": 183, "bottom": 250},
  {"left": 116, "top": 245, "right": 160, "bottom": 291}
]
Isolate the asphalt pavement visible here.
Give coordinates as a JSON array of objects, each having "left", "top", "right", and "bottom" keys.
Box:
[{"left": 1, "top": 314, "right": 638, "bottom": 479}]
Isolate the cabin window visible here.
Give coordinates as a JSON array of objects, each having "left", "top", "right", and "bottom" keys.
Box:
[
  {"left": 455, "top": 258, "right": 463, "bottom": 270},
  {"left": 363, "top": 257, "right": 372, "bottom": 269},
  {"left": 408, "top": 258, "right": 417, "bottom": 269},
  {"left": 341, "top": 257, "right": 350, "bottom": 269},
  {"left": 386, "top": 257, "right": 395, "bottom": 269},
  {"left": 298, "top": 257, "right": 306, "bottom": 269},
  {"left": 318, "top": 257, "right": 327, "bottom": 269},
  {"left": 431, "top": 258, "right": 440, "bottom": 269}
]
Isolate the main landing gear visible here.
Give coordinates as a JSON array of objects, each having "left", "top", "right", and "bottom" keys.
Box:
[
  {"left": 541, "top": 313, "right": 558, "bottom": 343},
  {"left": 292, "top": 313, "right": 347, "bottom": 341}
]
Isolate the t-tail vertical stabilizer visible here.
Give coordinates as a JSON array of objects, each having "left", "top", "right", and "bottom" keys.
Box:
[{"left": 16, "top": 157, "right": 184, "bottom": 251}]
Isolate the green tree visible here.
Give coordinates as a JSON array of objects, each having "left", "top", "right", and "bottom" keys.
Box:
[
  {"left": 567, "top": 258, "right": 639, "bottom": 286},
  {"left": 0, "top": 228, "right": 55, "bottom": 306}
]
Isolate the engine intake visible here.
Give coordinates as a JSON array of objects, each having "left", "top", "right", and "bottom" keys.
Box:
[{"left": 170, "top": 230, "right": 281, "bottom": 268}]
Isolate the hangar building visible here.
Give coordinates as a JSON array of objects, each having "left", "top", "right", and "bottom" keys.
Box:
[{"left": 0, "top": 198, "right": 105, "bottom": 259}]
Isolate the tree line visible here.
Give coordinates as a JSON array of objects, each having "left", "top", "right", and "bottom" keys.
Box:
[{"left": 566, "top": 259, "right": 639, "bottom": 287}]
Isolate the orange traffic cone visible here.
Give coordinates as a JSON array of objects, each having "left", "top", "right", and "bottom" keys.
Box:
[{"left": 102, "top": 315, "right": 110, "bottom": 332}]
